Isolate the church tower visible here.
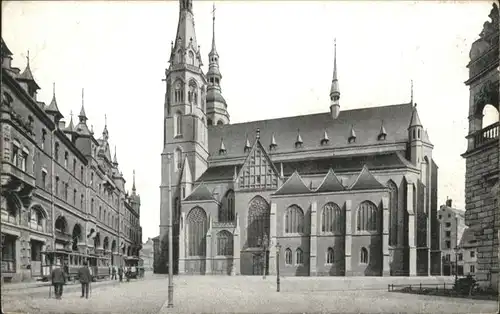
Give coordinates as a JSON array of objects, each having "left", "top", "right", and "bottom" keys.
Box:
[
  {"left": 206, "top": 4, "right": 230, "bottom": 126},
  {"left": 160, "top": 0, "right": 208, "bottom": 273}
]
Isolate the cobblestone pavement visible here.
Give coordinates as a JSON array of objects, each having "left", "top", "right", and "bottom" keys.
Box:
[{"left": 2, "top": 274, "right": 498, "bottom": 314}]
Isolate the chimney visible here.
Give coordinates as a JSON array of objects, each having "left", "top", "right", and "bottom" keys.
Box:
[{"left": 446, "top": 199, "right": 452, "bottom": 207}]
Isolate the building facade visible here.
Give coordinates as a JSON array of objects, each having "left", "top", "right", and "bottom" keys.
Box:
[
  {"left": 462, "top": 2, "right": 499, "bottom": 290},
  {"left": 159, "top": 0, "right": 441, "bottom": 277},
  {"left": 1, "top": 38, "right": 143, "bottom": 283},
  {"left": 438, "top": 199, "right": 466, "bottom": 275},
  {"left": 140, "top": 237, "right": 154, "bottom": 271},
  {"left": 459, "top": 227, "right": 478, "bottom": 277}
]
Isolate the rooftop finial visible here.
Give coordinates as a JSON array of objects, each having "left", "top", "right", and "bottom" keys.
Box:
[
  {"left": 105, "top": 114, "right": 107, "bottom": 127},
  {"left": 410, "top": 80, "right": 414, "bottom": 104},
  {"left": 52, "top": 82, "right": 55, "bottom": 97},
  {"left": 333, "top": 38, "right": 337, "bottom": 80},
  {"left": 82, "top": 87, "right": 84, "bottom": 107},
  {"left": 256, "top": 128, "right": 260, "bottom": 140},
  {"left": 27, "top": 50, "right": 30, "bottom": 64},
  {"left": 132, "top": 169, "right": 136, "bottom": 192}
]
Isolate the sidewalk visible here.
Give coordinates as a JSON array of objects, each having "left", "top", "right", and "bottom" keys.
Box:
[{"left": 2, "top": 279, "right": 121, "bottom": 297}]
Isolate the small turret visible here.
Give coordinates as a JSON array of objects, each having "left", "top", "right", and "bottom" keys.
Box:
[
  {"left": 17, "top": 51, "right": 41, "bottom": 99},
  {"left": 408, "top": 103, "right": 424, "bottom": 165},
  {"left": 330, "top": 39, "right": 340, "bottom": 120},
  {"left": 45, "top": 82, "right": 64, "bottom": 124}
]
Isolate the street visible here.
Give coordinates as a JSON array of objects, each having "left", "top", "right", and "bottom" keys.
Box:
[{"left": 2, "top": 273, "right": 498, "bottom": 314}]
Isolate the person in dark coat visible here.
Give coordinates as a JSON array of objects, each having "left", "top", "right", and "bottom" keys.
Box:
[
  {"left": 112, "top": 266, "right": 117, "bottom": 280},
  {"left": 118, "top": 266, "right": 123, "bottom": 282},
  {"left": 51, "top": 263, "right": 66, "bottom": 299},
  {"left": 77, "top": 261, "right": 92, "bottom": 299}
]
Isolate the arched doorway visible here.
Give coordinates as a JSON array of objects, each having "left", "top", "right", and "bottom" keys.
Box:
[
  {"left": 243, "top": 196, "right": 270, "bottom": 276},
  {"left": 186, "top": 206, "right": 208, "bottom": 274}
]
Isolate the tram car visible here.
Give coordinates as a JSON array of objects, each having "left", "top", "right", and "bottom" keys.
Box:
[
  {"left": 123, "top": 256, "right": 142, "bottom": 279},
  {"left": 40, "top": 250, "right": 111, "bottom": 282}
]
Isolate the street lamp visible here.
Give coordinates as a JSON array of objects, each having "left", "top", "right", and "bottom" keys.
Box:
[
  {"left": 262, "top": 234, "right": 269, "bottom": 279},
  {"left": 276, "top": 241, "right": 281, "bottom": 292},
  {"left": 453, "top": 246, "right": 460, "bottom": 283},
  {"left": 166, "top": 153, "right": 174, "bottom": 308}
]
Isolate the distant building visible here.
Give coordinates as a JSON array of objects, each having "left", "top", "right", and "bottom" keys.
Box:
[
  {"left": 438, "top": 199, "right": 466, "bottom": 275},
  {"left": 1, "top": 38, "right": 143, "bottom": 282},
  {"left": 462, "top": 2, "right": 499, "bottom": 290},
  {"left": 139, "top": 237, "right": 154, "bottom": 271},
  {"left": 459, "top": 227, "right": 478, "bottom": 276},
  {"left": 152, "top": 236, "right": 160, "bottom": 273}
]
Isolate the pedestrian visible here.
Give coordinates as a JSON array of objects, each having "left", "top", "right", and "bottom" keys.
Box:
[
  {"left": 77, "top": 260, "right": 92, "bottom": 299},
  {"left": 118, "top": 266, "right": 123, "bottom": 282},
  {"left": 112, "top": 265, "right": 117, "bottom": 280},
  {"left": 51, "top": 263, "right": 66, "bottom": 300}
]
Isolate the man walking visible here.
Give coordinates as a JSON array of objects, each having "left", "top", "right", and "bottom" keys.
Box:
[
  {"left": 118, "top": 266, "right": 123, "bottom": 282},
  {"left": 78, "top": 261, "right": 92, "bottom": 299},
  {"left": 111, "top": 265, "right": 117, "bottom": 280},
  {"left": 51, "top": 263, "right": 66, "bottom": 300}
]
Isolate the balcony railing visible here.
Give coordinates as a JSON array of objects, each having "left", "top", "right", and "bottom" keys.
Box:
[{"left": 473, "top": 122, "right": 499, "bottom": 149}]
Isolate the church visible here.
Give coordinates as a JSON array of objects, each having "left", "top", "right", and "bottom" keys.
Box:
[{"left": 159, "top": 0, "right": 440, "bottom": 277}]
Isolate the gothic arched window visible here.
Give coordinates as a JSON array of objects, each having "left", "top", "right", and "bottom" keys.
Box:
[
  {"left": 387, "top": 180, "right": 398, "bottom": 246},
  {"left": 360, "top": 247, "right": 369, "bottom": 264},
  {"left": 295, "top": 248, "right": 304, "bottom": 265},
  {"left": 216, "top": 230, "right": 233, "bottom": 256},
  {"left": 175, "top": 111, "right": 183, "bottom": 137},
  {"left": 187, "top": 207, "right": 208, "bottom": 256},
  {"left": 219, "top": 190, "right": 235, "bottom": 222},
  {"left": 356, "top": 201, "right": 378, "bottom": 232},
  {"left": 284, "top": 205, "right": 304, "bottom": 234},
  {"left": 285, "top": 248, "right": 292, "bottom": 265},
  {"left": 188, "top": 51, "right": 194, "bottom": 65},
  {"left": 321, "top": 202, "right": 342, "bottom": 233},
  {"left": 247, "top": 196, "right": 270, "bottom": 248},
  {"left": 174, "top": 81, "right": 184, "bottom": 103},
  {"left": 326, "top": 247, "right": 334, "bottom": 264}
]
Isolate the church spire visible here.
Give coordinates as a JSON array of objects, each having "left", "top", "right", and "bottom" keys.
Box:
[
  {"left": 170, "top": 0, "right": 203, "bottom": 68},
  {"left": 210, "top": 3, "right": 218, "bottom": 57},
  {"left": 330, "top": 39, "right": 341, "bottom": 120}
]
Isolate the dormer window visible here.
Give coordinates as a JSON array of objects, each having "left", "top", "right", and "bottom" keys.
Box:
[
  {"left": 348, "top": 135, "right": 356, "bottom": 144},
  {"left": 378, "top": 133, "right": 386, "bottom": 141}
]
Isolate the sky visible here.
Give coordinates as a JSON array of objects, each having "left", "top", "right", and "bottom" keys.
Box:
[{"left": 2, "top": 1, "right": 497, "bottom": 242}]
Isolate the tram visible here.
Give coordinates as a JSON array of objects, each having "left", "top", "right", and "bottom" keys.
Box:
[
  {"left": 123, "top": 256, "right": 144, "bottom": 279},
  {"left": 40, "top": 250, "right": 111, "bottom": 282}
]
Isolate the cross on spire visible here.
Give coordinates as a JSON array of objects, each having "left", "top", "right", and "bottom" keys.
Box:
[
  {"left": 105, "top": 114, "right": 107, "bottom": 126},
  {"left": 212, "top": 3, "right": 216, "bottom": 20}
]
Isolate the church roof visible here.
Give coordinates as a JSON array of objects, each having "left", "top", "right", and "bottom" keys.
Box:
[
  {"left": 348, "top": 165, "right": 386, "bottom": 190},
  {"left": 274, "top": 171, "right": 311, "bottom": 195},
  {"left": 184, "top": 183, "right": 215, "bottom": 202},
  {"left": 315, "top": 169, "right": 345, "bottom": 193},
  {"left": 207, "top": 103, "right": 414, "bottom": 158},
  {"left": 197, "top": 152, "right": 411, "bottom": 183}
]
